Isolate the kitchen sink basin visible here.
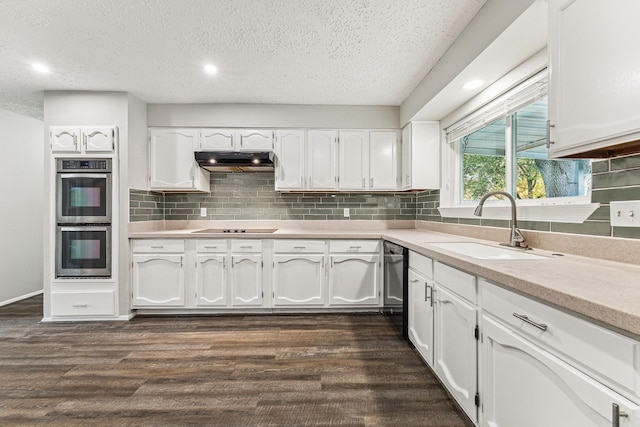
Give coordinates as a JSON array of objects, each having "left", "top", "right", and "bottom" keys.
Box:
[
  {"left": 191, "top": 228, "right": 278, "bottom": 234},
  {"left": 428, "top": 242, "right": 547, "bottom": 260}
]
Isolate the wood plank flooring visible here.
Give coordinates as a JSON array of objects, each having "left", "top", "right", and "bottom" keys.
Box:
[{"left": 0, "top": 295, "right": 473, "bottom": 426}]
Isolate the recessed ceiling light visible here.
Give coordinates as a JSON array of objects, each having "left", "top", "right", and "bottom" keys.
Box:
[
  {"left": 204, "top": 64, "right": 218, "bottom": 75},
  {"left": 462, "top": 79, "right": 483, "bottom": 90},
  {"left": 32, "top": 63, "right": 50, "bottom": 73}
]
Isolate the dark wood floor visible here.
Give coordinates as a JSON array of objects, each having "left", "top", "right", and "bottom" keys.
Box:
[{"left": 0, "top": 295, "right": 473, "bottom": 426}]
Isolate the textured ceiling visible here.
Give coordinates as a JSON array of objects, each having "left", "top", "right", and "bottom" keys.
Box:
[{"left": 0, "top": 0, "right": 487, "bottom": 120}]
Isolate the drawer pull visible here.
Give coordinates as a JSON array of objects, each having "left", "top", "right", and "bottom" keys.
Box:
[
  {"left": 204, "top": 246, "right": 218, "bottom": 249},
  {"left": 349, "top": 246, "right": 361, "bottom": 250},
  {"left": 72, "top": 304, "right": 88, "bottom": 308},
  {"left": 293, "top": 246, "right": 306, "bottom": 249},
  {"left": 239, "top": 245, "right": 253, "bottom": 249},
  {"left": 612, "top": 403, "right": 628, "bottom": 427},
  {"left": 513, "top": 313, "right": 548, "bottom": 331},
  {"left": 150, "top": 245, "right": 164, "bottom": 249}
]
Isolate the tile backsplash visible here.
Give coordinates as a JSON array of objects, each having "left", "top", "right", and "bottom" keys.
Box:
[
  {"left": 130, "top": 172, "right": 416, "bottom": 222},
  {"left": 131, "top": 155, "right": 640, "bottom": 240}
]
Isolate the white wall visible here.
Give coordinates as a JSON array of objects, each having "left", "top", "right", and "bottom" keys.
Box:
[
  {"left": 147, "top": 103, "right": 400, "bottom": 129},
  {"left": 0, "top": 109, "right": 44, "bottom": 305}
]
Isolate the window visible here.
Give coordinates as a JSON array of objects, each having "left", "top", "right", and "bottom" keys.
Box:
[{"left": 449, "top": 72, "right": 591, "bottom": 206}]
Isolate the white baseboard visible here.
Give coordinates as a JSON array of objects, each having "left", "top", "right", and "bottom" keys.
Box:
[{"left": 0, "top": 289, "right": 43, "bottom": 307}]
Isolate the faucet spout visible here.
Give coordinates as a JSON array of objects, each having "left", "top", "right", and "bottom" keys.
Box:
[{"left": 473, "top": 191, "right": 526, "bottom": 248}]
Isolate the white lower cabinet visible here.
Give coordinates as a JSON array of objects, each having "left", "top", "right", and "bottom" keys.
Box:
[
  {"left": 408, "top": 268, "right": 434, "bottom": 367},
  {"left": 230, "top": 252, "right": 263, "bottom": 307},
  {"left": 273, "top": 252, "right": 325, "bottom": 306},
  {"left": 434, "top": 283, "right": 478, "bottom": 421},
  {"left": 328, "top": 240, "right": 380, "bottom": 306},
  {"left": 195, "top": 254, "right": 228, "bottom": 306},
  {"left": 132, "top": 254, "right": 186, "bottom": 307},
  {"left": 50, "top": 289, "right": 117, "bottom": 318},
  {"left": 481, "top": 315, "right": 640, "bottom": 427}
]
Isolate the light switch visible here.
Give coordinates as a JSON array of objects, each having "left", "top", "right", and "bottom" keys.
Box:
[{"left": 610, "top": 201, "right": 640, "bottom": 227}]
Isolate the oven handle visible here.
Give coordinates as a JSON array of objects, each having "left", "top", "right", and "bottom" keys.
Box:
[
  {"left": 58, "top": 173, "right": 110, "bottom": 179},
  {"left": 58, "top": 225, "right": 111, "bottom": 232}
]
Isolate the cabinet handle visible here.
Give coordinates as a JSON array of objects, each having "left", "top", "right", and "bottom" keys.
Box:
[
  {"left": 240, "top": 245, "right": 253, "bottom": 249},
  {"left": 204, "top": 246, "right": 218, "bottom": 249},
  {"left": 83, "top": 134, "right": 87, "bottom": 149},
  {"left": 240, "top": 134, "right": 244, "bottom": 147},
  {"left": 425, "top": 283, "right": 433, "bottom": 306},
  {"left": 150, "top": 246, "right": 164, "bottom": 249},
  {"left": 362, "top": 177, "right": 365, "bottom": 188},
  {"left": 612, "top": 403, "right": 629, "bottom": 427},
  {"left": 546, "top": 119, "right": 555, "bottom": 149},
  {"left": 72, "top": 304, "right": 87, "bottom": 308},
  {"left": 513, "top": 313, "right": 548, "bottom": 331},
  {"left": 293, "top": 246, "right": 306, "bottom": 249},
  {"left": 370, "top": 177, "right": 374, "bottom": 188},
  {"left": 180, "top": 256, "right": 183, "bottom": 268},
  {"left": 349, "top": 246, "right": 361, "bottom": 251}
]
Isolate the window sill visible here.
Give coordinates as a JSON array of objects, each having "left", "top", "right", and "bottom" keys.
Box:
[{"left": 438, "top": 203, "right": 600, "bottom": 224}]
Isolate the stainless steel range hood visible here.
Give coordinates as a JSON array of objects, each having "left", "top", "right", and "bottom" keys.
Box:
[{"left": 195, "top": 151, "right": 274, "bottom": 172}]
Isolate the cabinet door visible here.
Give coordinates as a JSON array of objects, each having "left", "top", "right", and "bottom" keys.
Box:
[
  {"left": 329, "top": 254, "right": 380, "bottom": 306},
  {"left": 83, "top": 126, "right": 115, "bottom": 152},
  {"left": 384, "top": 251, "right": 404, "bottom": 308},
  {"left": 275, "top": 129, "right": 305, "bottom": 190},
  {"left": 198, "top": 128, "right": 235, "bottom": 151},
  {"left": 408, "top": 269, "right": 434, "bottom": 367},
  {"left": 369, "top": 131, "right": 399, "bottom": 190},
  {"left": 338, "top": 130, "right": 369, "bottom": 190},
  {"left": 238, "top": 129, "right": 273, "bottom": 151},
  {"left": 481, "top": 315, "right": 640, "bottom": 427},
  {"left": 50, "top": 127, "right": 81, "bottom": 152},
  {"left": 307, "top": 130, "right": 337, "bottom": 190},
  {"left": 401, "top": 125, "right": 412, "bottom": 190},
  {"left": 273, "top": 254, "right": 324, "bottom": 306},
  {"left": 434, "top": 284, "right": 477, "bottom": 421},
  {"left": 132, "top": 254, "right": 185, "bottom": 307},
  {"left": 549, "top": 0, "right": 640, "bottom": 157},
  {"left": 195, "top": 254, "right": 228, "bottom": 307},
  {"left": 149, "top": 128, "right": 197, "bottom": 189},
  {"left": 230, "top": 254, "right": 263, "bottom": 306}
]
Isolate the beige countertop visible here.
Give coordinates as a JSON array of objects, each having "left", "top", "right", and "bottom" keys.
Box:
[{"left": 129, "top": 226, "right": 640, "bottom": 337}]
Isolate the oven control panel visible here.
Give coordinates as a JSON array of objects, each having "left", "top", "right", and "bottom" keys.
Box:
[{"left": 57, "top": 158, "right": 111, "bottom": 172}]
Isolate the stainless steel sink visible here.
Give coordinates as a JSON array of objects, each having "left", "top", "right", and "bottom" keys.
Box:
[
  {"left": 428, "top": 242, "right": 546, "bottom": 260},
  {"left": 191, "top": 228, "right": 278, "bottom": 234}
]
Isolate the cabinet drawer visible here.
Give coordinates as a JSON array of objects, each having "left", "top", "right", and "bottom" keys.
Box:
[
  {"left": 409, "top": 250, "right": 433, "bottom": 279},
  {"left": 330, "top": 240, "right": 380, "bottom": 253},
  {"left": 434, "top": 262, "right": 476, "bottom": 304},
  {"left": 274, "top": 240, "right": 325, "bottom": 253},
  {"left": 230, "top": 240, "right": 262, "bottom": 252},
  {"left": 481, "top": 279, "right": 640, "bottom": 400},
  {"left": 132, "top": 239, "right": 185, "bottom": 253},
  {"left": 196, "top": 239, "right": 228, "bottom": 253},
  {"left": 51, "top": 291, "right": 116, "bottom": 317}
]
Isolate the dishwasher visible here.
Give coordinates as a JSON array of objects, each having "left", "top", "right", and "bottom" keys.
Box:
[{"left": 383, "top": 241, "right": 408, "bottom": 339}]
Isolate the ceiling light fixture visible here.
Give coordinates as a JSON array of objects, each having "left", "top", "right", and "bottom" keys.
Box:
[
  {"left": 204, "top": 64, "right": 218, "bottom": 75},
  {"left": 32, "top": 63, "right": 50, "bottom": 73},
  {"left": 462, "top": 79, "right": 483, "bottom": 90}
]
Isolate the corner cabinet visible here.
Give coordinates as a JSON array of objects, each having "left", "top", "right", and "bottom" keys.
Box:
[
  {"left": 548, "top": 0, "right": 640, "bottom": 158},
  {"left": 131, "top": 240, "right": 186, "bottom": 307},
  {"left": 149, "top": 128, "right": 210, "bottom": 192}
]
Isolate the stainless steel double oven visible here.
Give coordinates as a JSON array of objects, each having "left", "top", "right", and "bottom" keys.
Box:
[{"left": 56, "top": 158, "right": 112, "bottom": 278}]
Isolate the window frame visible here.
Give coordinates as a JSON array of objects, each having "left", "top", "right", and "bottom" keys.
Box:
[{"left": 438, "top": 70, "right": 598, "bottom": 224}]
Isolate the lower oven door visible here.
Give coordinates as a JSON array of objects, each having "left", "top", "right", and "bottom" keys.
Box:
[{"left": 56, "top": 226, "right": 111, "bottom": 278}]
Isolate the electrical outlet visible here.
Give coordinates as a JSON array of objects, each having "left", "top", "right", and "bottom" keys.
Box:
[
  {"left": 200, "top": 207, "right": 207, "bottom": 217},
  {"left": 610, "top": 201, "right": 640, "bottom": 227},
  {"left": 343, "top": 208, "right": 350, "bottom": 218}
]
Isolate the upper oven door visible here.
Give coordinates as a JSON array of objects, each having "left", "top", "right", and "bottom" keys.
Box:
[{"left": 57, "top": 173, "right": 112, "bottom": 223}]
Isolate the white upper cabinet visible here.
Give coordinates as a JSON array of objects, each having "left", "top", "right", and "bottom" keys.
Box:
[
  {"left": 307, "top": 130, "right": 337, "bottom": 190},
  {"left": 198, "top": 128, "right": 236, "bottom": 151},
  {"left": 50, "top": 126, "right": 117, "bottom": 154},
  {"left": 149, "top": 128, "right": 210, "bottom": 192},
  {"left": 238, "top": 129, "right": 274, "bottom": 151},
  {"left": 402, "top": 122, "right": 440, "bottom": 190},
  {"left": 369, "top": 131, "right": 400, "bottom": 190},
  {"left": 338, "top": 130, "right": 369, "bottom": 190},
  {"left": 548, "top": 0, "right": 640, "bottom": 158},
  {"left": 275, "top": 129, "right": 306, "bottom": 190},
  {"left": 196, "top": 129, "right": 273, "bottom": 152}
]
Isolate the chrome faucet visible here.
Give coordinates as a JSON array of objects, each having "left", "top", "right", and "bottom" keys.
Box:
[{"left": 473, "top": 191, "right": 527, "bottom": 248}]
